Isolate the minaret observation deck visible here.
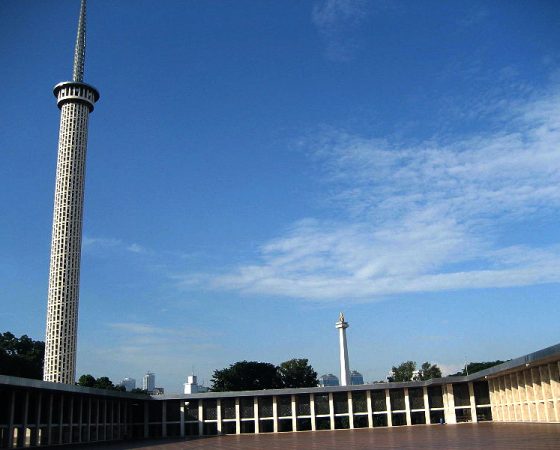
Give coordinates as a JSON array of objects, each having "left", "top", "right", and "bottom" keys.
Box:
[{"left": 44, "top": 0, "right": 99, "bottom": 384}]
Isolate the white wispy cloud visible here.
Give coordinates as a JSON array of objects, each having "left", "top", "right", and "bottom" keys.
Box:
[
  {"left": 80, "top": 322, "right": 221, "bottom": 388},
  {"left": 83, "top": 236, "right": 149, "bottom": 255},
  {"left": 183, "top": 86, "right": 560, "bottom": 301},
  {"left": 312, "top": 0, "right": 370, "bottom": 61}
]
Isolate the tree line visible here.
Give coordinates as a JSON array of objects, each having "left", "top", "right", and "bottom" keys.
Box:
[{"left": 1, "top": 331, "right": 507, "bottom": 390}]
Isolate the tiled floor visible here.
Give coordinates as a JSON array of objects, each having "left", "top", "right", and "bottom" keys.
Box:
[{"left": 72, "top": 423, "right": 560, "bottom": 450}]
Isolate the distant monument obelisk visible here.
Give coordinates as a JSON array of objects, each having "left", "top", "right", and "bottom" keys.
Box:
[
  {"left": 336, "top": 312, "right": 351, "bottom": 386},
  {"left": 44, "top": 0, "right": 100, "bottom": 384}
]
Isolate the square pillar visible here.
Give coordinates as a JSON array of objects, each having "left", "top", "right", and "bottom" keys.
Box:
[
  {"left": 198, "top": 402, "right": 204, "bottom": 436},
  {"left": 179, "top": 402, "right": 185, "bottom": 437},
  {"left": 47, "top": 394, "right": 53, "bottom": 446},
  {"left": 291, "top": 395, "right": 297, "bottom": 431},
  {"left": 33, "top": 393, "right": 42, "bottom": 446},
  {"left": 328, "top": 393, "right": 335, "bottom": 430},
  {"left": 272, "top": 396, "right": 278, "bottom": 433},
  {"left": 366, "top": 391, "right": 373, "bottom": 428},
  {"left": 468, "top": 382, "right": 478, "bottom": 423},
  {"left": 7, "top": 390, "right": 15, "bottom": 449},
  {"left": 444, "top": 384, "right": 457, "bottom": 424},
  {"left": 385, "top": 389, "right": 392, "bottom": 427},
  {"left": 348, "top": 392, "right": 354, "bottom": 429},
  {"left": 78, "top": 397, "right": 83, "bottom": 443},
  {"left": 86, "top": 398, "right": 92, "bottom": 442},
  {"left": 21, "top": 391, "right": 29, "bottom": 448},
  {"left": 68, "top": 397, "right": 74, "bottom": 444},
  {"left": 235, "top": 398, "right": 240, "bottom": 435},
  {"left": 422, "top": 386, "right": 430, "bottom": 424},
  {"left": 162, "top": 401, "right": 167, "bottom": 438},
  {"left": 58, "top": 395, "right": 64, "bottom": 444},
  {"left": 404, "top": 388, "right": 411, "bottom": 426},
  {"left": 217, "top": 400, "right": 222, "bottom": 434},
  {"left": 310, "top": 394, "right": 316, "bottom": 431},
  {"left": 143, "top": 402, "right": 149, "bottom": 439},
  {"left": 254, "top": 397, "right": 260, "bottom": 434}
]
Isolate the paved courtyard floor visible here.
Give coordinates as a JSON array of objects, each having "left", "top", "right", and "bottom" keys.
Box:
[{"left": 70, "top": 423, "right": 560, "bottom": 450}]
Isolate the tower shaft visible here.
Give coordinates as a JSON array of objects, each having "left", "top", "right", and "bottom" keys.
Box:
[
  {"left": 336, "top": 313, "right": 351, "bottom": 386},
  {"left": 44, "top": 0, "right": 99, "bottom": 384}
]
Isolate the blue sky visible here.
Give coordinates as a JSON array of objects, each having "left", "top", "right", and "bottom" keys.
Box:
[{"left": 1, "top": 0, "right": 559, "bottom": 391}]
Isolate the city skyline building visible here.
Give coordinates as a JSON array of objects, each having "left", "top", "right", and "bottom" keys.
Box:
[
  {"left": 143, "top": 372, "right": 156, "bottom": 392},
  {"left": 350, "top": 370, "right": 364, "bottom": 385},
  {"left": 120, "top": 377, "right": 136, "bottom": 391},
  {"left": 318, "top": 373, "right": 339, "bottom": 387},
  {"left": 336, "top": 312, "right": 351, "bottom": 386},
  {"left": 43, "top": 0, "right": 100, "bottom": 384}
]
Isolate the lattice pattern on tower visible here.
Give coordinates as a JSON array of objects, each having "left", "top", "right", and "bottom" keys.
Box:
[{"left": 44, "top": 0, "right": 99, "bottom": 384}]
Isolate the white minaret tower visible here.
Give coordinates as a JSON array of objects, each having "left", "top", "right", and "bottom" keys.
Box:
[
  {"left": 336, "top": 312, "right": 351, "bottom": 386},
  {"left": 44, "top": 0, "right": 100, "bottom": 384}
]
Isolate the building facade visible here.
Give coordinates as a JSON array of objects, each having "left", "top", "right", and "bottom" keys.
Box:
[{"left": 0, "top": 343, "right": 558, "bottom": 448}]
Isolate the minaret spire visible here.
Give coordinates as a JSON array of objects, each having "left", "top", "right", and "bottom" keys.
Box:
[
  {"left": 44, "top": 0, "right": 99, "bottom": 384},
  {"left": 72, "top": 0, "right": 87, "bottom": 82}
]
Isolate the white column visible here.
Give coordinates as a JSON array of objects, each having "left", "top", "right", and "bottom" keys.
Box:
[
  {"left": 291, "top": 395, "right": 297, "bottom": 431},
  {"left": 310, "top": 394, "right": 316, "bottom": 431},
  {"left": 217, "top": 400, "right": 222, "bottom": 435},
  {"left": 444, "top": 384, "right": 457, "bottom": 424},
  {"left": 385, "top": 389, "right": 392, "bottom": 427},
  {"left": 366, "top": 391, "right": 373, "bottom": 428},
  {"left": 348, "top": 392, "right": 354, "bottom": 429},
  {"left": 404, "top": 388, "right": 411, "bottom": 425},
  {"left": 198, "top": 402, "right": 204, "bottom": 436},
  {"left": 423, "top": 387, "right": 430, "bottom": 424},
  {"left": 272, "top": 396, "right": 278, "bottom": 433},
  {"left": 235, "top": 398, "right": 240, "bottom": 435},
  {"left": 254, "top": 397, "right": 259, "bottom": 434},
  {"left": 329, "top": 393, "right": 335, "bottom": 430},
  {"left": 468, "top": 382, "right": 478, "bottom": 423},
  {"left": 335, "top": 314, "right": 351, "bottom": 386},
  {"left": 179, "top": 402, "right": 185, "bottom": 437}
]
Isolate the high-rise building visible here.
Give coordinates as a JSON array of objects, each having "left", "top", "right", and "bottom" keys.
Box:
[
  {"left": 143, "top": 372, "right": 156, "bottom": 392},
  {"left": 120, "top": 377, "right": 136, "bottom": 392},
  {"left": 43, "top": 0, "right": 100, "bottom": 384},
  {"left": 350, "top": 370, "right": 364, "bottom": 385},
  {"left": 319, "top": 373, "right": 340, "bottom": 387}
]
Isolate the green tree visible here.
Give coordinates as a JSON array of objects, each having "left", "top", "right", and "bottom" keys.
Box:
[
  {"left": 77, "top": 374, "right": 124, "bottom": 391},
  {"left": 130, "top": 388, "right": 149, "bottom": 395},
  {"left": 94, "top": 376, "right": 115, "bottom": 390},
  {"left": 77, "top": 374, "right": 96, "bottom": 387},
  {"left": 278, "top": 358, "right": 318, "bottom": 388},
  {"left": 0, "top": 332, "right": 44, "bottom": 379},
  {"left": 389, "top": 361, "right": 416, "bottom": 382},
  {"left": 451, "top": 360, "right": 506, "bottom": 376},
  {"left": 418, "top": 362, "right": 442, "bottom": 380},
  {"left": 211, "top": 361, "right": 281, "bottom": 392}
]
